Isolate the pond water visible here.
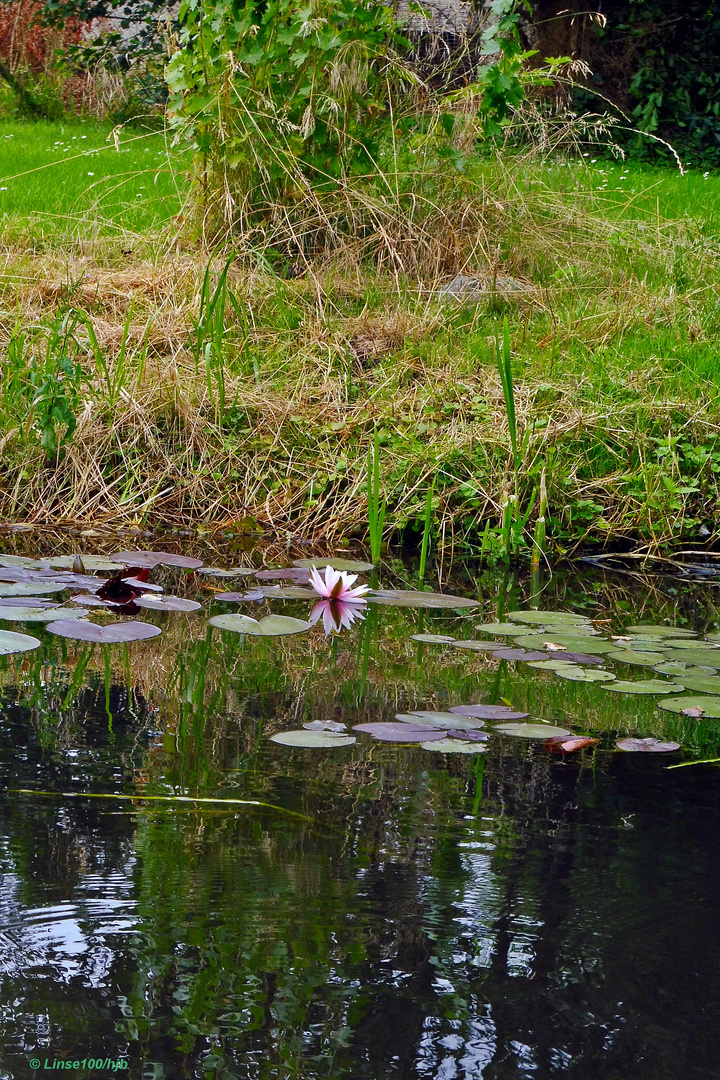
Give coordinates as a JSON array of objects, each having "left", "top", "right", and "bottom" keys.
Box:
[{"left": 0, "top": 541, "right": 719, "bottom": 1080}]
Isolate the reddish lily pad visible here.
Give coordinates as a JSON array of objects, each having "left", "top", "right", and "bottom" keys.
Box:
[
  {"left": 545, "top": 736, "right": 599, "bottom": 753},
  {"left": 352, "top": 723, "right": 447, "bottom": 742},
  {"left": 449, "top": 704, "right": 529, "bottom": 720},
  {"left": 494, "top": 648, "right": 551, "bottom": 661},
  {"left": 45, "top": 619, "right": 162, "bottom": 643},
  {"left": 616, "top": 738, "right": 681, "bottom": 752}
]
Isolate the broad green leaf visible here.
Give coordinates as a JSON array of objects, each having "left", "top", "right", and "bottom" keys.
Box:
[
  {"left": 421, "top": 739, "right": 483, "bottom": 754},
  {"left": 270, "top": 730, "right": 355, "bottom": 748},
  {"left": 658, "top": 694, "right": 720, "bottom": 717},
  {"left": 209, "top": 613, "right": 311, "bottom": 636},
  {"left": 0, "top": 629, "right": 41, "bottom": 654},
  {"left": 494, "top": 723, "right": 573, "bottom": 738},
  {"left": 602, "top": 679, "right": 678, "bottom": 695}
]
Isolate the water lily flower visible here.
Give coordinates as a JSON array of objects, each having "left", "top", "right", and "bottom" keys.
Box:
[
  {"left": 309, "top": 597, "right": 366, "bottom": 635},
  {"left": 309, "top": 565, "right": 370, "bottom": 603}
]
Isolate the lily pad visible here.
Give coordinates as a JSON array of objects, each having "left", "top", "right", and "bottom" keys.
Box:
[
  {"left": 494, "top": 723, "right": 573, "bottom": 739},
  {"left": 293, "top": 558, "right": 374, "bottom": 572},
  {"left": 625, "top": 624, "right": 695, "bottom": 637},
  {"left": 545, "top": 736, "right": 599, "bottom": 753},
  {"left": 353, "top": 722, "right": 447, "bottom": 742},
  {"left": 662, "top": 650, "right": 720, "bottom": 668},
  {"left": 410, "top": 633, "right": 456, "bottom": 644},
  {"left": 45, "top": 555, "right": 126, "bottom": 571},
  {"left": 494, "top": 648, "right": 551, "bottom": 661},
  {"left": 257, "top": 586, "right": 316, "bottom": 599},
  {"left": 451, "top": 639, "right": 505, "bottom": 652},
  {"left": 661, "top": 638, "right": 718, "bottom": 651},
  {"left": 271, "top": 730, "right": 355, "bottom": 748},
  {"left": 421, "top": 739, "right": 484, "bottom": 754},
  {"left": 527, "top": 659, "right": 580, "bottom": 672},
  {"left": 134, "top": 596, "right": 202, "bottom": 613},
  {"left": 213, "top": 590, "right": 265, "bottom": 603},
  {"left": 658, "top": 695, "right": 720, "bottom": 717},
  {"left": 209, "top": 613, "right": 312, "bottom": 636},
  {"left": 198, "top": 567, "right": 256, "bottom": 577},
  {"left": 670, "top": 674, "right": 720, "bottom": 694},
  {"left": 46, "top": 619, "right": 162, "bottom": 643},
  {"left": 507, "top": 610, "right": 592, "bottom": 626},
  {"left": 652, "top": 661, "right": 696, "bottom": 675},
  {"left": 602, "top": 679, "right": 679, "bottom": 695},
  {"left": 616, "top": 738, "right": 681, "bottom": 753},
  {"left": 0, "top": 555, "right": 48, "bottom": 569},
  {"left": 0, "top": 629, "right": 41, "bottom": 654},
  {"left": 303, "top": 720, "right": 347, "bottom": 732},
  {"left": 475, "top": 623, "right": 533, "bottom": 636},
  {"left": 445, "top": 729, "right": 489, "bottom": 742},
  {"left": 111, "top": 550, "right": 204, "bottom": 570},
  {"left": 0, "top": 597, "right": 58, "bottom": 608},
  {"left": 513, "top": 634, "right": 613, "bottom": 654},
  {"left": 0, "top": 605, "right": 89, "bottom": 622},
  {"left": 554, "top": 667, "right": 616, "bottom": 682},
  {"left": 449, "top": 704, "right": 529, "bottom": 720},
  {"left": 0, "top": 582, "right": 67, "bottom": 596},
  {"left": 605, "top": 649, "right": 665, "bottom": 667},
  {"left": 367, "top": 590, "right": 478, "bottom": 609},
  {"left": 401, "top": 711, "right": 486, "bottom": 730}
]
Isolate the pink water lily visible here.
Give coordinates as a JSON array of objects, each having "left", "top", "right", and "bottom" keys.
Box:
[
  {"left": 309, "top": 598, "right": 366, "bottom": 635},
  {"left": 309, "top": 565, "right": 370, "bottom": 603}
]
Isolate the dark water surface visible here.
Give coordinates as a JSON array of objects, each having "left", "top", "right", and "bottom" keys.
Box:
[{"left": 0, "top": 547, "right": 718, "bottom": 1079}]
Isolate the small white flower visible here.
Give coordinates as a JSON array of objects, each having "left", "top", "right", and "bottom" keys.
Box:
[{"left": 87, "top": 171, "right": 94, "bottom": 176}]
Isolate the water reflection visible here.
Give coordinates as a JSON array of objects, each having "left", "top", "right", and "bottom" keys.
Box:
[{"left": 0, "top": 565, "right": 717, "bottom": 1077}]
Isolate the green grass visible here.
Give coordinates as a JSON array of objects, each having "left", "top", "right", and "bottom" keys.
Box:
[{"left": 0, "top": 118, "right": 188, "bottom": 237}]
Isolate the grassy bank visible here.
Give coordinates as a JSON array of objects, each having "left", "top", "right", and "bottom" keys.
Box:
[{"left": 0, "top": 119, "right": 719, "bottom": 561}]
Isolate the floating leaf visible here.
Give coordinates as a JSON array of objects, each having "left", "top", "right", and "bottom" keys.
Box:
[
  {"left": 451, "top": 639, "right": 505, "bottom": 652},
  {"left": 303, "top": 720, "right": 347, "bottom": 732},
  {"left": 353, "top": 722, "right": 447, "bottom": 742},
  {"left": 445, "top": 729, "right": 489, "bottom": 742},
  {"left": 135, "top": 596, "right": 202, "bottom": 613},
  {"left": 449, "top": 704, "right": 529, "bottom": 720},
  {"left": 652, "top": 660, "right": 692, "bottom": 675},
  {"left": 605, "top": 649, "right": 664, "bottom": 667},
  {"left": 0, "top": 597, "right": 58, "bottom": 608},
  {"left": 704, "top": 632, "right": 720, "bottom": 644},
  {"left": 475, "top": 622, "right": 531, "bottom": 636},
  {"left": 616, "top": 738, "right": 680, "bottom": 753},
  {"left": 658, "top": 694, "right": 720, "bottom": 717},
  {"left": 367, "top": 590, "right": 479, "bottom": 609},
  {"left": 209, "top": 613, "right": 311, "bottom": 636},
  {"left": 421, "top": 739, "right": 484, "bottom": 754},
  {"left": 293, "top": 558, "right": 374, "bottom": 572},
  {"left": 527, "top": 659, "right": 580, "bottom": 672},
  {"left": 411, "top": 633, "right": 456, "bottom": 644},
  {"left": 45, "top": 555, "right": 126, "bottom": 571},
  {"left": 111, "top": 550, "right": 204, "bottom": 570},
  {"left": 0, "top": 582, "right": 67, "bottom": 596},
  {"left": 625, "top": 624, "right": 695, "bottom": 637},
  {"left": 602, "top": 679, "right": 678, "bottom": 695},
  {"left": 671, "top": 674, "right": 720, "bottom": 694},
  {"left": 270, "top": 730, "right": 355, "bottom": 748},
  {"left": 661, "top": 638, "right": 718, "bottom": 651},
  {"left": 213, "top": 590, "right": 265, "bottom": 602},
  {"left": 401, "top": 711, "right": 486, "bottom": 730},
  {"left": 0, "top": 605, "right": 89, "bottom": 622},
  {"left": 514, "top": 634, "right": 612, "bottom": 654},
  {"left": 550, "top": 651, "right": 604, "bottom": 665},
  {"left": 46, "top": 619, "right": 162, "bottom": 643},
  {"left": 198, "top": 566, "right": 256, "bottom": 577},
  {"left": 494, "top": 648, "right": 550, "bottom": 661},
  {"left": 0, "top": 629, "right": 41, "bottom": 654},
  {"left": 554, "top": 667, "right": 616, "bottom": 682},
  {"left": 661, "top": 649, "right": 720, "bottom": 668},
  {"left": 0, "top": 555, "right": 48, "bottom": 569},
  {"left": 507, "top": 610, "right": 591, "bottom": 626},
  {"left": 257, "top": 586, "right": 316, "bottom": 599},
  {"left": 494, "top": 723, "right": 573, "bottom": 739},
  {"left": 545, "top": 736, "right": 599, "bottom": 753}
]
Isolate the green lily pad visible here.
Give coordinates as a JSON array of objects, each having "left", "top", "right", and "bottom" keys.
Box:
[
  {"left": 451, "top": 640, "right": 503, "bottom": 652},
  {"left": 526, "top": 659, "right": 580, "bottom": 671},
  {"left": 513, "top": 634, "right": 612, "bottom": 654},
  {"left": 198, "top": 566, "right": 257, "bottom": 577},
  {"left": 704, "top": 632, "right": 720, "bottom": 644},
  {"left": 0, "top": 629, "right": 41, "bottom": 654},
  {"left": 399, "top": 711, "right": 486, "bottom": 730},
  {"left": 410, "top": 633, "right": 456, "bottom": 644},
  {"left": 494, "top": 723, "right": 573, "bottom": 739},
  {"left": 293, "top": 558, "right": 374, "bottom": 572},
  {"left": 652, "top": 661, "right": 696, "bottom": 675},
  {"left": 554, "top": 667, "right": 616, "bottom": 682},
  {"left": 658, "top": 694, "right": 720, "bottom": 717},
  {"left": 605, "top": 649, "right": 665, "bottom": 667},
  {"left": 662, "top": 650, "right": 720, "bottom": 668},
  {"left": 45, "top": 555, "right": 126, "bottom": 571},
  {"left": 0, "top": 605, "right": 89, "bottom": 622},
  {"left": 257, "top": 586, "right": 315, "bottom": 599},
  {"left": 507, "top": 610, "right": 592, "bottom": 626},
  {"left": 670, "top": 674, "right": 720, "bottom": 694},
  {"left": 0, "top": 582, "right": 67, "bottom": 597},
  {"left": 611, "top": 637, "right": 667, "bottom": 652},
  {"left": 602, "top": 679, "right": 679, "bottom": 695},
  {"left": 625, "top": 624, "right": 696, "bottom": 637},
  {"left": 270, "top": 730, "right": 356, "bottom": 748},
  {"left": 367, "top": 590, "right": 478, "bottom": 609},
  {"left": 421, "top": 739, "right": 484, "bottom": 754},
  {"left": 209, "top": 613, "right": 312, "bottom": 636},
  {"left": 475, "top": 623, "right": 532, "bottom": 636},
  {"left": 0, "top": 555, "right": 48, "bottom": 569},
  {"left": 661, "top": 638, "right": 718, "bottom": 651}
]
